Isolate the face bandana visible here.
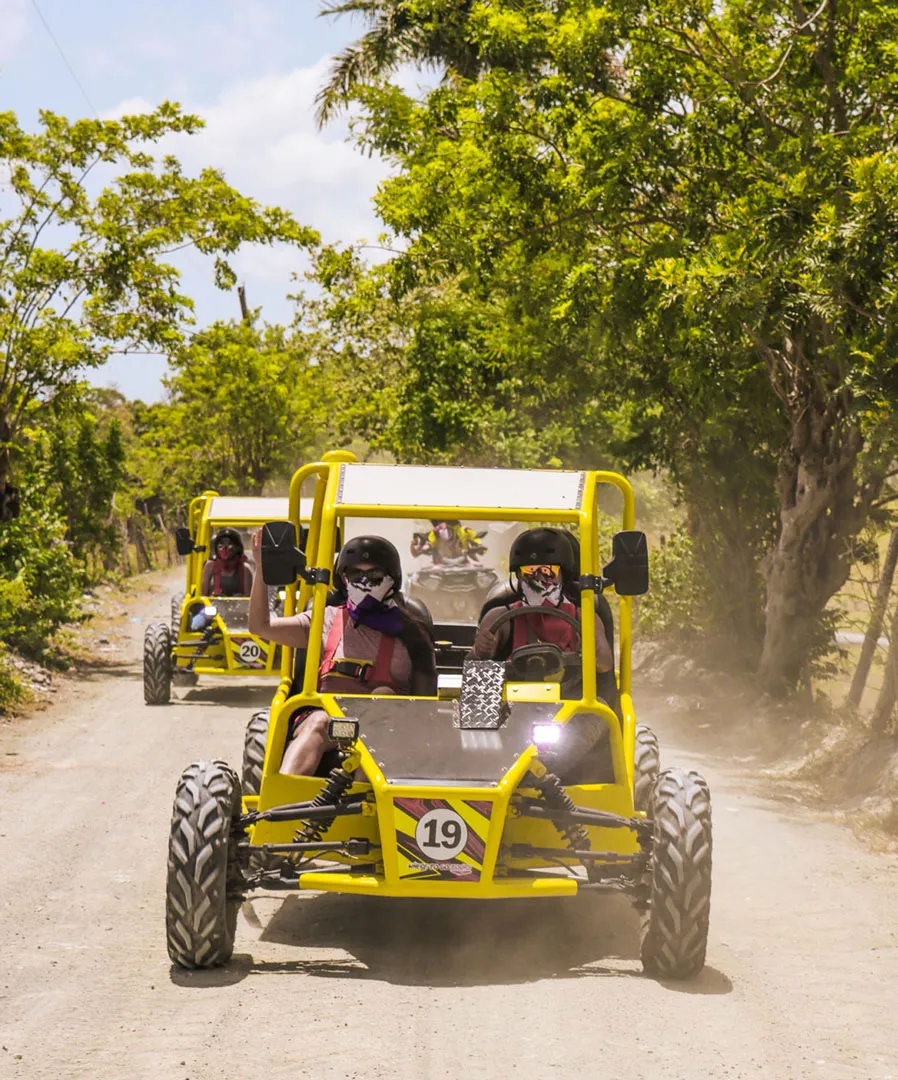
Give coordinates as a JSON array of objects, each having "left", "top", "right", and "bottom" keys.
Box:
[
  {"left": 344, "top": 572, "right": 404, "bottom": 635},
  {"left": 517, "top": 565, "right": 576, "bottom": 651},
  {"left": 520, "top": 565, "right": 563, "bottom": 608}
]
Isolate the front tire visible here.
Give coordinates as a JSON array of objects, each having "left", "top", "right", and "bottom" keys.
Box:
[
  {"left": 144, "top": 622, "right": 172, "bottom": 705},
  {"left": 166, "top": 760, "right": 243, "bottom": 969},
  {"left": 633, "top": 725, "right": 660, "bottom": 813},
  {"left": 641, "top": 768, "right": 712, "bottom": 980},
  {"left": 242, "top": 711, "right": 270, "bottom": 796}
]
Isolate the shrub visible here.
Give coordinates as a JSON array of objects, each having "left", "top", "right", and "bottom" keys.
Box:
[{"left": 637, "top": 528, "right": 706, "bottom": 638}]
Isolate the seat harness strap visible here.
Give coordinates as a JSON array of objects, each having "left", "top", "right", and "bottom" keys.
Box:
[{"left": 319, "top": 606, "right": 398, "bottom": 690}]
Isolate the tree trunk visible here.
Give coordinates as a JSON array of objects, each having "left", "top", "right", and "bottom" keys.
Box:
[
  {"left": 757, "top": 402, "right": 880, "bottom": 695},
  {"left": 847, "top": 529, "right": 898, "bottom": 709},
  {"left": 0, "top": 409, "right": 11, "bottom": 489},
  {"left": 871, "top": 600, "right": 898, "bottom": 735}
]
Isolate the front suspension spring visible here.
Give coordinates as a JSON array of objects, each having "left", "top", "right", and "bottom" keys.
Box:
[
  {"left": 531, "top": 770, "right": 598, "bottom": 881},
  {"left": 290, "top": 761, "right": 355, "bottom": 852}
]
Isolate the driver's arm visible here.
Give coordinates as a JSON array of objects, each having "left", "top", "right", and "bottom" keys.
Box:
[
  {"left": 200, "top": 560, "right": 213, "bottom": 595},
  {"left": 240, "top": 563, "right": 253, "bottom": 595},
  {"left": 594, "top": 611, "right": 613, "bottom": 672},
  {"left": 469, "top": 607, "right": 511, "bottom": 660}
]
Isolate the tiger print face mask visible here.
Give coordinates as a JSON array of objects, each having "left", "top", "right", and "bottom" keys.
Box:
[{"left": 519, "top": 564, "right": 563, "bottom": 607}]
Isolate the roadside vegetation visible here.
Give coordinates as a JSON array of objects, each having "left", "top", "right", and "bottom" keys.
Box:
[{"left": 2, "top": 2, "right": 897, "bottom": 761}]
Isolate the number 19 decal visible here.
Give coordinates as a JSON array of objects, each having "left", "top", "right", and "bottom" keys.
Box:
[{"left": 415, "top": 808, "right": 468, "bottom": 859}]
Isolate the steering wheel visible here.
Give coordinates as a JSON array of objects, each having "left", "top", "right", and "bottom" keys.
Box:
[{"left": 488, "top": 606, "right": 582, "bottom": 683}]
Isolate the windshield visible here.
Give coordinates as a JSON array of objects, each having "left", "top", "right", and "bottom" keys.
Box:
[
  {"left": 209, "top": 597, "right": 250, "bottom": 631},
  {"left": 340, "top": 515, "right": 615, "bottom": 624}
]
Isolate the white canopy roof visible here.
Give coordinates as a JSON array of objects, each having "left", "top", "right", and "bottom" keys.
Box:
[
  {"left": 335, "top": 464, "right": 585, "bottom": 513},
  {"left": 207, "top": 496, "right": 311, "bottom": 523}
]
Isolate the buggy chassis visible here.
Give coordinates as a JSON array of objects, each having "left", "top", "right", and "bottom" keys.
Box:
[
  {"left": 143, "top": 492, "right": 309, "bottom": 704},
  {"left": 165, "top": 454, "right": 712, "bottom": 978}
]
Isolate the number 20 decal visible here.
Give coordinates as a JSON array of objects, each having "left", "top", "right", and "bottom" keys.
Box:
[
  {"left": 238, "top": 640, "right": 263, "bottom": 664},
  {"left": 414, "top": 808, "right": 468, "bottom": 859}
]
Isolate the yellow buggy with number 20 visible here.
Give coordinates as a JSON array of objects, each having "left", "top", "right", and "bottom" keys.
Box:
[
  {"left": 164, "top": 456, "right": 712, "bottom": 979},
  {"left": 143, "top": 491, "right": 310, "bottom": 705}
]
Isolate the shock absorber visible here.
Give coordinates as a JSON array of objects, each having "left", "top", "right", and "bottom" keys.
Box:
[
  {"left": 528, "top": 758, "right": 597, "bottom": 880},
  {"left": 290, "top": 753, "right": 359, "bottom": 852}
]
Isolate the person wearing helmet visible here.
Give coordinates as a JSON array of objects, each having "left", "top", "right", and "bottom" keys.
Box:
[
  {"left": 201, "top": 528, "right": 253, "bottom": 596},
  {"left": 411, "top": 519, "right": 484, "bottom": 563},
  {"left": 248, "top": 532, "right": 437, "bottom": 776},
  {"left": 470, "top": 527, "right": 614, "bottom": 698}
]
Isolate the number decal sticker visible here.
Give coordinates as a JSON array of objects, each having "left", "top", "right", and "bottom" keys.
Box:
[
  {"left": 238, "top": 640, "right": 263, "bottom": 665},
  {"left": 394, "top": 797, "right": 492, "bottom": 880},
  {"left": 414, "top": 808, "right": 468, "bottom": 860}
]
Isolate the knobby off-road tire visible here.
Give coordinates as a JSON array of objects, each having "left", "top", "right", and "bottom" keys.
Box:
[
  {"left": 633, "top": 724, "right": 661, "bottom": 813},
  {"left": 170, "top": 592, "right": 184, "bottom": 635},
  {"left": 641, "top": 768, "right": 712, "bottom": 980},
  {"left": 143, "top": 622, "right": 172, "bottom": 705},
  {"left": 240, "top": 711, "right": 293, "bottom": 877},
  {"left": 166, "top": 760, "right": 244, "bottom": 969},
  {"left": 242, "top": 711, "right": 270, "bottom": 796}
]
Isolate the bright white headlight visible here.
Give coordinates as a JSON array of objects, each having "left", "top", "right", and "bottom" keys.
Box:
[
  {"left": 203, "top": 604, "right": 218, "bottom": 617},
  {"left": 531, "top": 723, "right": 562, "bottom": 747}
]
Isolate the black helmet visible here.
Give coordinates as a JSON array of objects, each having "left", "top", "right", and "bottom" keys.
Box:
[
  {"left": 509, "top": 528, "right": 575, "bottom": 580},
  {"left": 430, "top": 518, "right": 460, "bottom": 527},
  {"left": 213, "top": 527, "right": 243, "bottom": 557},
  {"left": 336, "top": 535, "right": 402, "bottom": 591}
]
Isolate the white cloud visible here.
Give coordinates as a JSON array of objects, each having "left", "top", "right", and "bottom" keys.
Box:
[
  {"left": 109, "top": 60, "right": 392, "bottom": 248},
  {"left": 105, "top": 60, "right": 396, "bottom": 335},
  {"left": 0, "top": 0, "right": 29, "bottom": 61}
]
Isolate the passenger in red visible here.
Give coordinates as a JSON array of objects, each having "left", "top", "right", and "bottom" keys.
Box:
[
  {"left": 201, "top": 528, "right": 253, "bottom": 596},
  {"left": 249, "top": 532, "right": 437, "bottom": 776}
]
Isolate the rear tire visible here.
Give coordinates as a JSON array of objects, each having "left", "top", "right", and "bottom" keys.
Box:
[
  {"left": 143, "top": 622, "right": 172, "bottom": 705},
  {"left": 633, "top": 725, "right": 660, "bottom": 813},
  {"left": 170, "top": 592, "right": 184, "bottom": 635},
  {"left": 641, "top": 768, "right": 712, "bottom": 980},
  {"left": 166, "top": 760, "right": 243, "bottom": 969},
  {"left": 242, "top": 711, "right": 270, "bottom": 796}
]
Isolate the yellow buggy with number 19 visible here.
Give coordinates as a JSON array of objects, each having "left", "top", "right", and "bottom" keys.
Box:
[{"left": 164, "top": 456, "right": 712, "bottom": 979}]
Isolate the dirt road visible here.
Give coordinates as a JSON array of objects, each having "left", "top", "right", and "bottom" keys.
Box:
[{"left": 1, "top": 571, "right": 897, "bottom": 1080}]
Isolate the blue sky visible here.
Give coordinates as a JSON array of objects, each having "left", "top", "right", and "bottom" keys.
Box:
[{"left": 0, "top": 0, "right": 396, "bottom": 401}]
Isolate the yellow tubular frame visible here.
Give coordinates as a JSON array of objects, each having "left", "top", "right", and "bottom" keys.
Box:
[
  {"left": 171, "top": 488, "right": 296, "bottom": 679},
  {"left": 249, "top": 459, "right": 645, "bottom": 897}
]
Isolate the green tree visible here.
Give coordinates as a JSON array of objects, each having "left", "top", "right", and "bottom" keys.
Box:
[
  {"left": 0, "top": 428, "right": 82, "bottom": 658},
  {"left": 316, "top": 1, "right": 483, "bottom": 124},
  {"left": 323, "top": 0, "right": 898, "bottom": 692},
  {"left": 48, "top": 400, "right": 126, "bottom": 575},
  {"left": 0, "top": 104, "right": 316, "bottom": 495},
  {"left": 142, "top": 319, "right": 328, "bottom": 505}
]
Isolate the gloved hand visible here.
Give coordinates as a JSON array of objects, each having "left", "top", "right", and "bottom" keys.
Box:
[{"left": 474, "top": 622, "right": 501, "bottom": 657}]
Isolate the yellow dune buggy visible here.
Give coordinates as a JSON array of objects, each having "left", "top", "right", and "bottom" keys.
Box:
[
  {"left": 143, "top": 491, "right": 310, "bottom": 705},
  {"left": 164, "top": 458, "right": 712, "bottom": 979}
]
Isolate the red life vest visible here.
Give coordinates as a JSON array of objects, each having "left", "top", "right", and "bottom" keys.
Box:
[
  {"left": 318, "top": 606, "right": 400, "bottom": 692},
  {"left": 211, "top": 553, "right": 248, "bottom": 596},
  {"left": 511, "top": 599, "right": 579, "bottom": 652}
]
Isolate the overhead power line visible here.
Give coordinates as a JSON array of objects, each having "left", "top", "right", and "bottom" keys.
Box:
[{"left": 30, "top": 0, "right": 99, "bottom": 119}]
